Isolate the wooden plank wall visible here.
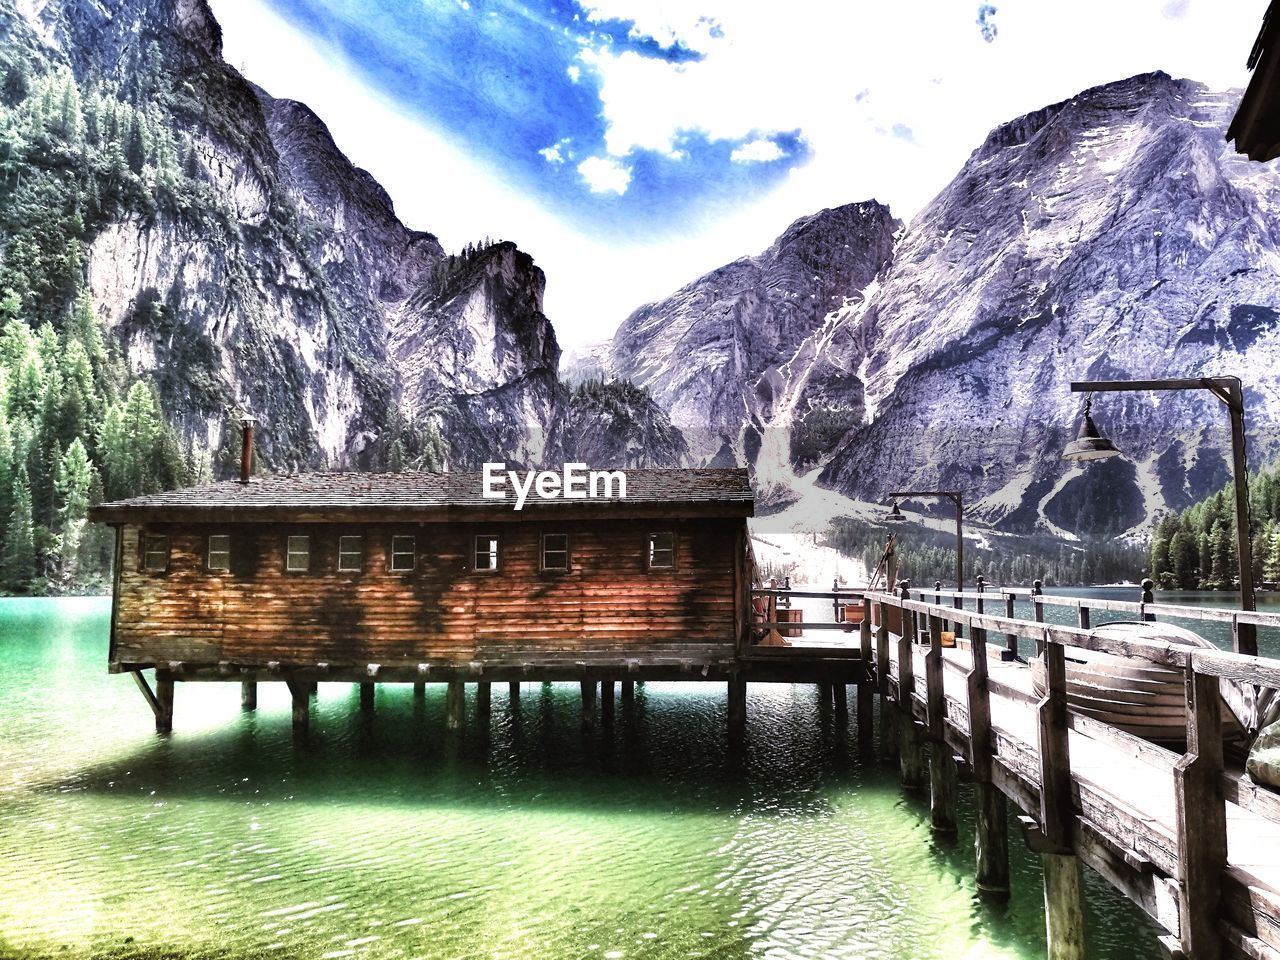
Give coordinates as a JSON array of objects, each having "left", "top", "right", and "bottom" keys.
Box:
[{"left": 113, "top": 518, "right": 743, "bottom": 666}]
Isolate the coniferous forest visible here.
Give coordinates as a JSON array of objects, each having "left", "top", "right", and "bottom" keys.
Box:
[
  {"left": 1148, "top": 464, "right": 1280, "bottom": 591},
  {"left": 0, "top": 56, "right": 205, "bottom": 594}
]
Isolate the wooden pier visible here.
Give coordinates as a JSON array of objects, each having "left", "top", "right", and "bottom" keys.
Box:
[{"left": 860, "top": 585, "right": 1280, "bottom": 960}]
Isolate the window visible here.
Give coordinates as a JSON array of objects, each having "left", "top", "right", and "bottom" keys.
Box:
[
  {"left": 286, "top": 535, "right": 310, "bottom": 573},
  {"left": 338, "top": 535, "right": 364, "bottom": 573},
  {"left": 207, "top": 534, "right": 231, "bottom": 572},
  {"left": 541, "top": 533, "right": 569, "bottom": 572},
  {"left": 142, "top": 535, "right": 169, "bottom": 572},
  {"left": 648, "top": 532, "right": 676, "bottom": 570},
  {"left": 390, "top": 535, "right": 416, "bottom": 572},
  {"left": 474, "top": 535, "right": 499, "bottom": 572}
]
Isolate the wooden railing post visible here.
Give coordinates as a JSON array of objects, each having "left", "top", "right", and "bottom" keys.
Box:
[
  {"left": 1141, "top": 577, "right": 1156, "bottom": 623},
  {"left": 1174, "top": 658, "right": 1227, "bottom": 960},
  {"left": 1077, "top": 604, "right": 1091, "bottom": 631},
  {"left": 967, "top": 625, "right": 1009, "bottom": 895},
  {"left": 926, "top": 614, "right": 958, "bottom": 833},
  {"left": 1035, "top": 636, "right": 1086, "bottom": 960},
  {"left": 1032, "top": 580, "right": 1046, "bottom": 655},
  {"left": 1004, "top": 590, "right": 1018, "bottom": 657},
  {"left": 857, "top": 595, "right": 874, "bottom": 751}
]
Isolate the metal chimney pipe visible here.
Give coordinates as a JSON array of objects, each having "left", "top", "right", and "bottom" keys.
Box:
[{"left": 239, "top": 416, "right": 256, "bottom": 483}]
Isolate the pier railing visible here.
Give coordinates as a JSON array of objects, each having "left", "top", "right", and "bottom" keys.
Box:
[
  {"left": 863, "top": 587, "right": 1280, "bottom": 960},
  {"left": 747, "top": 586, "right": 868, "bottom": 659}
]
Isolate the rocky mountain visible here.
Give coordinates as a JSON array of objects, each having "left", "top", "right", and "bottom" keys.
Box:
[
  {"left": 608, "top": 201, "right": 899, "bottom": 463},
  {"left": 607, "top": 72, "right": 1280, "bottom": 540},
  {"left": 0, "top": 0, "right": 562, "bottom": 472},
  {"left": 818, "top": 72, "right": 1280, "bottom": 538}
]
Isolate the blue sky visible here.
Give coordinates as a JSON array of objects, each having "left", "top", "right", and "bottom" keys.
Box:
[
  {"left": 212, "top": 0, "right": 1266, "bottom": 347},
  {"left": 237, "top": 0, "right": 813, "bottom": 238}
]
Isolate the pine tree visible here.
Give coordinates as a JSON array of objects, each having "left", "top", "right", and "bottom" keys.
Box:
[
  {"left": 1, "top": 464, "right": 34, "bottom": 591},
  {"left": 52, "top": 437, "right": 95, "bottom": 587}
]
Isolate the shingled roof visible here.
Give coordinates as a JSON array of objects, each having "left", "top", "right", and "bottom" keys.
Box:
[{"left": 88, "top": 468, "right": 754, "bottom": 523}]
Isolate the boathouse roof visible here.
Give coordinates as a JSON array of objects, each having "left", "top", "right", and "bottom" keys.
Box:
[{"left": 88, "top": 467, "right": 754, "bottom": 523}]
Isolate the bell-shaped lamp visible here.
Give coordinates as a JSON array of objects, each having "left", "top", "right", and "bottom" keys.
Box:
[
  {"left": 1062, "top": 398, "right": 1121, "bottom": 462},
  {"left": 885, "top": 501, "right": 907, "bottom": 522}
]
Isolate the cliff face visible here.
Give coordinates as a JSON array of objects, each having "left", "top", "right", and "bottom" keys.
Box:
[
  {"left": 3, "top": 0, "right": 563, "bottom": 472},
  {"left": 608, "top": 201, "right": 899, "bottom": 461},
  {"left": 607, "top": 72, "right": 1280, "bottom": 539},
  {"left": 818, "top": 72, "right": 1280, "bottom": 537}
]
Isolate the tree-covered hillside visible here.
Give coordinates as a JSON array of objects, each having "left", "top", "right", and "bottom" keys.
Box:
[{"left": 1148, "top": 465, "right": 1280, "bottom": 590}]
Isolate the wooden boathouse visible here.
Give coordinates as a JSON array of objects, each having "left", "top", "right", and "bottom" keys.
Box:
[{"left": 89, "top": 463, "right": 866, "bottom": 735}]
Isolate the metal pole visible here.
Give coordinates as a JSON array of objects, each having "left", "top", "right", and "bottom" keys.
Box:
[
  {"left": 1228, "top": 382, "right": 1258, "bottom": 655},
  {"left": 954, "top": 494, "right": 964, "bottom": 596}
]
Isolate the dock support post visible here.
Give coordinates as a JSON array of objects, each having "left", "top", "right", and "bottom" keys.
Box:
[
  {"left": 875, "top": 612, "right": 896, "bottom": 764},
  {"left": 601, "top": 680, "right": 615, "bottom": 724},
  {"left": 728, "top": 677, "right": 747, "bottom": 743},
  {"left": 446, "top": 680, "right": 464, "bottom": 730},
  {"left": 898, "top": 609, "right": 926, "bottom": 790},
  {"left": 360, "top": 682, "right": 375, "bottom": 713},
  {"left": 925, "top": 615, "right": 957, "bottom": 833},
  {"left": 1173, "top": 667, "right": 1227, "bottom": 960},
  {"left": 241, "top": 680, "right": 257, "bottom": 712},
  {"left": 1042, "top": 853, "right": 1086, "bottom": 960},
  {"left": 508, "top": 682, "right": 520, "bottom": 706},
  {"left": 287, "top": 681, "right": 309, "bottom": 733},
  {"left": 413, "top": 681, "right": 425, "bottom": 699},
  {"left": 155, "top": 673, "right": 174, "bottom": 734},
  {"left": 476, "top": 681, "right": 491, "bottom": 716},
  {"left": 621, "top": 680, "right": 635, "bottom": 705},
  {"left": 580, "top": 680, "right": 597, "bottom": 728},
  {"left": 832, "top": 682, "right": 848, "bottom": 715},
  {"left": 855, "top": 681, "right": 873, "bottom": 750},
  {"left": 968, "top": 626, "right": 1009, "bottom": 894},
  {"left": 817, "top": 681, "right": 833, "bottom": 706},
  {"left": 1037, "top": 640, "right": 1086, "bottom": 960}
]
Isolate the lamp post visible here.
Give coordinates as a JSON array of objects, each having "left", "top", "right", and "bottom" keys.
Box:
[
  {"left": 1064, "top": 377, "right": 1256, "bottom": 655},
  {"left": 884, "top": 491, "right": 965, "bottom": 595}
]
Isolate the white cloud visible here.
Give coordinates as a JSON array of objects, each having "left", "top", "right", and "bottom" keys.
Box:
[
  {"left": 539, "top": 139, "right": 570, "bottom": 165},
  {"left": 730, "top": 138, "right": 783, "bottom": 163},
  {"left": 566, "top": 64, "right": 581, "bottom": 82},
  {"left": 576, "top": 155, "right": 632, "bottom": 194}
]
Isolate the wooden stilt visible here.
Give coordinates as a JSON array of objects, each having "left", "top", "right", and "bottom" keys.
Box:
[
  {"left": 832, "top": 682, "right": 848, "bottom": 714},
  {"left": 875, "top": 615, "right": 895, "bottom": 763},
  {"left": 446, "top": 680, "right": 465, "bottom": 730},
  {"left": 818, "top": 681, "right": 833, "bottom": 706},
  {"left": 413, "top": 681, "right": 425, "bottom": 699},
  {"left": 508, "top": 681, "right": 520, "bottom": 705},
  {"left": 898, "top": 612, "right": 925, "bottom": 789},
  {"left": 360, "top": 682, "right": 375, "bottom": 712},
  {"left": 155, "top": 673, "right": 174, "bottom": 734},
  {"left": 580, "top": 679, "right": 597, "bottom": 728},
  {"left": 476, "top": 681, "right": 492, "bottom": 715},
  {"left": 856, "top": 680, "right": 874, "bottom": 751},
  {"left": 621, "top": 680, "right": 635, "bottom": 705},
  {"left": 929, "top": 746, "right": 958, "bottom": 833},
  {"left": 975, "top": 782, "right": 1010, "bottom": 894},
  {"left": 241, "top": 680, "right": 257, "bottom": 711},
  {"left": 727, "top": 677, "right": 747, "bottom": 742},
  {"left": 287, "top": 680, "right": 309, "bottom": 733},
  {"left": 601, "top": 680, "right": 615, "bottom": 723},
  {"left": 1041, "top": 852, "right": 1087, "bottom": 960},
  {"left": 308, "top": 681, "right": 318, "bottom": 699},
  {"left": 967, "top": 625, "right": 1010, "bottom": 894},
  {"left": 922, "top": 615, "right": 957, "bottom": 831}
]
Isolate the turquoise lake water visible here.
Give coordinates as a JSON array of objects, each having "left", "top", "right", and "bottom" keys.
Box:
[{"left": 0, "top": 594, "right": 1206, "bottom": 959}]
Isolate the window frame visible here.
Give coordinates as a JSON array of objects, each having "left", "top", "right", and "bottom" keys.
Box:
[
  {"left": 389, "top": 534, "right": 416, "bottom": 573},
  {"left": 540, "top": 532, "right": 570, "bottom": 573},
  {"left": 337, "top": 534, "right": 364, "bottom": 574},
  {"left": 473, "top": 533, "right": 501, "bottom": 573},
  {"left": 141, "top": 534, "right": 170, "bottom": 573},
  {"left": 206, "top": 534, "right": 231, "bottom": 573},
  {"left": 285, "top": 535, "right": 311, "bottom": 574},
  {"left": 647, "top": 531, "right": 677, "bottom": 571}
]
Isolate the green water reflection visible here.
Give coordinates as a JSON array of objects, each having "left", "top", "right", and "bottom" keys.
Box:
[{"left": 0, "top": 597, "right": 1164, "bottom": 959}]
